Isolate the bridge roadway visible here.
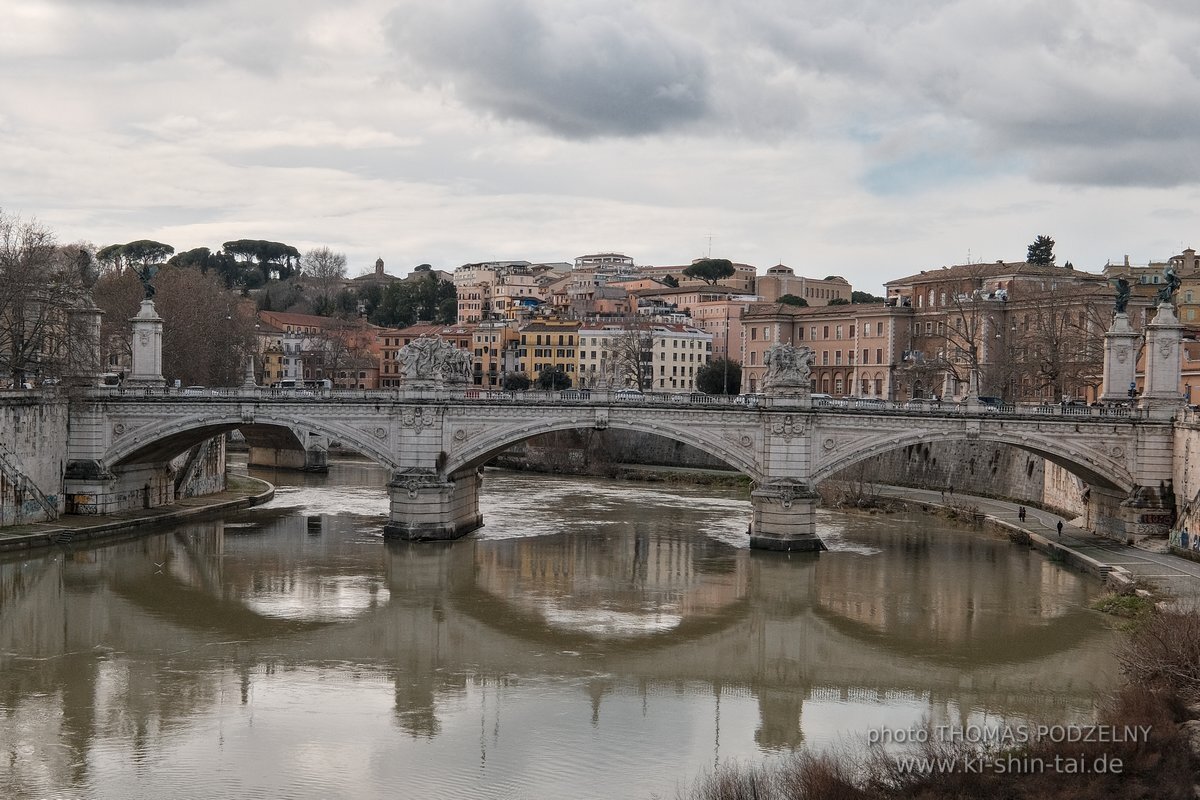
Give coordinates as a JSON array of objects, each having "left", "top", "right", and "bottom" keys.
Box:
[{"left": 64, "top": 386, "right": 1177, "bottom": 549}]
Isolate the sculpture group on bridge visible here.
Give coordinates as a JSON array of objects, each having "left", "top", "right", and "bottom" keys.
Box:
[
  {"left": 399, "top": 336, "right": 472, "bottom": 386},
  {"left": 762, "top": 342, "right": 814, "bottom": 393}
]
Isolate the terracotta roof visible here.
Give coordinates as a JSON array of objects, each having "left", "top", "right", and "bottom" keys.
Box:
[{"left": 885, "top": 261, "right": 1105, "bottom": 286}]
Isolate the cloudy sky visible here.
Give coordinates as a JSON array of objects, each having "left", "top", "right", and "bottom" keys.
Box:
[{"left": 3, "top": 0, "right": 1199, "bottom": 292}]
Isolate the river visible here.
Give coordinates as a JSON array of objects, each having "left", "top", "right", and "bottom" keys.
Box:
[{"left": 0, "top": 458, "right": 1121, "bottom": 800}]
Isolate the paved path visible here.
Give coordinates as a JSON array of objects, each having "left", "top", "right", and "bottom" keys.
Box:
[
  {"left": 874, "top": 485, "right": 1200, "bottom": 605},
  {"left": 0, "top": 476, "right": 274, "bottom": 552}
]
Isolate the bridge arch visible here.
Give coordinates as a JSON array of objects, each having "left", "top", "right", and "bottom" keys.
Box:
[
  {"left": 445, "top": 414, "right": 763, "bottom": 482},
  {"left": 105, "top": 411, "right": 401, "bottom": 472},
  {"left": 809, "top": 428, "right": 1135, "bottom": 493}
]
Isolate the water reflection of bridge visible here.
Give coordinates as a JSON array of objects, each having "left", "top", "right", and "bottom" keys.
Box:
[{"left": 0, "top": 511, "right": 1117, "bottom": 785}]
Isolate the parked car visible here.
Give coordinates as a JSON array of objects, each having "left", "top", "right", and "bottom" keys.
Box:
[
  {"left": 614, "top": 388, "right": 645, "bottom": 402},
  {"left": 810, "top": 393, "right": 836, "bottom": 407},
  {"left": 182, "top": 385, "right": 211, "bottom": 396},
  {"left": 734, "top": 393, "right": 764, "bottom": 407}
]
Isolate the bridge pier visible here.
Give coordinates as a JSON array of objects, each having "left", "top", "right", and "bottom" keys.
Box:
[
  {"left": 383, "top": 468, "right": 482, "bottom": 541},
  {"left": 748, "top": 480, "right": 827, "bottom": 552}
]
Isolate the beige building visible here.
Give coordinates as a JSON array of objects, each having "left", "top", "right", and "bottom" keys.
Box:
[
  {"left": 638, "top": 260, "right": 757, "bottom": 293},
  {"left": 755, "top": 265, "right": 852, "bottom": 306},
  {"left": 578, "top": 322, "right": 712, "bottom": 391}
]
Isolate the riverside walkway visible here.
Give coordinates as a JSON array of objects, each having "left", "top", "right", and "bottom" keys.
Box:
[
  {"left": 0, "top": 475, "right": 274, "bottom": 553},
  {"left": 875, "top": 485, "right": 1200, "bottom": 605}
]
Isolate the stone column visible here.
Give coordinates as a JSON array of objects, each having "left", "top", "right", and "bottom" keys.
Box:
[
  {"left": 126, "top": 300, "right": 165, "bottom": 387},
  {"left": 1139, "top": 303, "right": 1184, "bottom": 416},
  {"left": 1100, "top": 312, "right": 1140, "bottom": 403},
  {"left": 748, "top": 480, "right": 826, "bottom": 552},
  {"left": 384, "top": 467, "right": 482, "bottom": 540}
]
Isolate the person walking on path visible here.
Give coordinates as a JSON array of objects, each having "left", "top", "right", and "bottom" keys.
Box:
[
  {"left": 948, "top": 484, "right": 954, "bottom": 497},
  {"left": 1056, "top": 520, "right": 1064, "bottom": 536},
  {"left": 1018, "top": 506, "right": 1026, "bottom": 522}
]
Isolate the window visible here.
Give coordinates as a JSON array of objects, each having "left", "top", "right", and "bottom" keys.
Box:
[
  {"left": 751, "top": 327, "right": 757, "bottom": 340},
  {"left": 862, "top": 349, "right": 869, "bottom": 364},
  {"left": 823, "top": 325, "right": 830, "bottom": 338},
  {"left": 821, "top": 351, "right": 829, "bottom": 365},
  {"left": 835, "top": 351, "right": 842, "bottom": 366},
  {"left": 835, "top": 325, "right": 843, "bottom": 340},
  {"left": 876, "top": 347, "right": 883, "bottom": 363}
]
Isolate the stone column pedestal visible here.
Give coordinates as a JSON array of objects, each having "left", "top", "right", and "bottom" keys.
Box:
[
  {"left": 127, "top": 299, "right": 165, "bottom": 387},
  {"left": 1139, "top": 303, "right": 1184, "bottom": 417},
  {"left": 1100, "top": 313, "right": 1140, "bottom": 403},
  {"left": 748, "top": 480, "right": 826, "bottom": 552},
  {"left": 384, "top": 468, "right": 482, "bottom": 541}
]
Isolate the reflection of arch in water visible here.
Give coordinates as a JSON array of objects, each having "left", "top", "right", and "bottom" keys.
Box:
[{"left": 450, "top": 534, "right": 754, "bottom": 655}]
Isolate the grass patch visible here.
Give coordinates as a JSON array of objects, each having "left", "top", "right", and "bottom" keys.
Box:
[{"left": 1092, "top": 592, "right": 1154, "bottom": 620}]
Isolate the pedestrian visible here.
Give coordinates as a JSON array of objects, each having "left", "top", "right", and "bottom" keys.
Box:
[
  {"left": 940, "top": 489, "right": 946, "bottom": 501},
  {"left": 1018, "top": 506, "right": 1026, "bottom": 522},
  {"left": 948, "top": 484, "right": 954, "bottom": 497},
  {"left": 1056, "top": 520, "right": 1063, "bottom": 536}
]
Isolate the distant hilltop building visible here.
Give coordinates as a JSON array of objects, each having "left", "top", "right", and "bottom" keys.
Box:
[
  {"left": 351, "top": 258, "right": 400, "bottom": 287},
  {"left": 756, "top": 265, "right": 851, "bottom": 306}
]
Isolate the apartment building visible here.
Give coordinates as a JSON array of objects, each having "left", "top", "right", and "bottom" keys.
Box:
[{"left": 740, "top": 303, "right": 910, "bottom": 397}]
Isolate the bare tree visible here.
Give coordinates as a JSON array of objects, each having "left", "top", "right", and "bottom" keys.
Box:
[
  {"left": 94, "top": 265, "right": 256, "bottom": 386},
  {"left": 1009, "top": 286, "right": 1108, "bottom": 401},
  {"left": 0, "top": 211, "right": 92, "bottom": 385},
  {"left": 604, "top": 320, "right": 655, "bottom": 390},
  {"left": 301, "top": 246, "right": 347, "bottom": 304}
]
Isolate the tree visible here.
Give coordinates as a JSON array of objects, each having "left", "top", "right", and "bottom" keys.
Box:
[
  {"left": 604, "top": 322, "right": 655, "bottom": 390},
  {"left": 223, "top": 239, "right": 302, "bottom": 281},
  {"left": 828, "top": 297, "right": 850, "bottom": 306},
  {"left": 778, "top": 294, "right": 808, "bottom": 307},
  {"left": 121, "top": 239, "right": 175, "bottom": 269},
  {"left": 535, "top": 365, "right": 571, "bottom": 390},
  {"left": 1027, "top": 235, "right": 1056, "bottom": 267},
  {"left": 851, "top": 291, "right": 885, "bottom": 304},
  {"left": 682, "top": 258, "right": 735, "bottom": 286},
  {"left": 370, "top": 273, "right": 456, "bottom": 327},
  {"left": 502, "top": 372, "right": 530, "bottom": 391},
  {"left": 167, "top": 247, "right": 212, "bottom": 272},
  {"left": 93, "top": 265, "right": 256, "bottom": 386},
  {"left": 0, "top": 211, "right": 91, "bottom": 385},
  {"left": 696, "top": 358, "right": 741, "bottom": 395},
  {"left": 301, "top": 246, "right": 347, "bottom": 304},
  {"left": 662, "top": 274, "right": 679, "bottom": 288}
]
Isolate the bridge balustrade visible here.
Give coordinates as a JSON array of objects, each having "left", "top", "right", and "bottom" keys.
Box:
[{"left": 81, "top": 386, "right": 1149, "bottom": 420}]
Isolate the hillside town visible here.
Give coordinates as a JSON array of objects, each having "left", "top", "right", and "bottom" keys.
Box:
[{"left": 40, "top": 238, "right": 1200, "bottom": 406}]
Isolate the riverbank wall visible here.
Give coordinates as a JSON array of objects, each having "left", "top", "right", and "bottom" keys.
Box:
[{"left": 0, "top": 394, "right": 68, "bottom": 526}]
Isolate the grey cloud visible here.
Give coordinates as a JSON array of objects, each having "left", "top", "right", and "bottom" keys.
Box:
[
  {"left": 714, "top": 0, "right": 1200, "bottom": 188},
  {"left": 382, "top": 0, "right": 709, "bottom": 138}
]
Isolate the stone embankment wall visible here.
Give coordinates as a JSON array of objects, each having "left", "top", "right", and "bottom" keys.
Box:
[
  {"left": 0, "top": 395, "right": 68, "bottom": 525},
  {"left": 828, "top": 440, "right": 1087, "bottom": 518},
  {"left": 499, "top": 430, "right": 1085, "bottom": 519},
  {"left": 1171, "top": 421, "right": 1200, "bottom": 557},
  {"left": 495, "top": 429, "right": 733, "bottom": 473}
]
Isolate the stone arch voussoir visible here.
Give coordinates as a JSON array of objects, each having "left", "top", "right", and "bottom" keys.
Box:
[
  {"left": 105, "top": 411, "right": 401, "bottom": 472},
  {"left": 445, "top": 416, "right": 763, "bottom": 481},
  {"left": 809, "top": 429, "right": 1134, "bottom": 493}
]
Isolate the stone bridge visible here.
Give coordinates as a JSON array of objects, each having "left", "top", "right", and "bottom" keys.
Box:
[{"left": 63, "top": 387, "right": 1177, "bottom": 550}]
